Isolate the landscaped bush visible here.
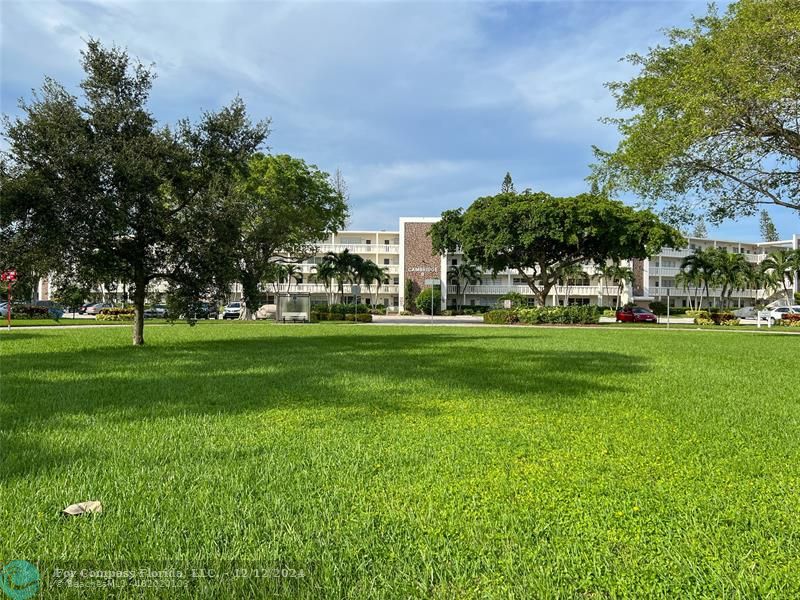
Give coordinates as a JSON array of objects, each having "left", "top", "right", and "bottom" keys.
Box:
[
  {"left": 692, "top": 310, "right": 738, "bottom": 326},
  {"left": 778, "top": 314, "right": 800, "bottom": 327},
  {"left": 649, "top": 301, "right": 668, "bottom": 315},
  {"left": 720, "top": 318, "right": 741, "bottom": 326},
  {"left": 602, "top": 309, "right": 616, "bottom": 318},
  {"left": 368, "top": 304, "right": 387, "bottom": 315},
  {"left": 344, "top": 313, "right": 372, "bottom": 323},
  {"left": 462, "top": 306, "right": 491, "bottom": 315},
  {"left": 9, "top": 305, "right": 54, "bottom": 320},
  {"left": 495, "top": 292, "right": 527, "bottom": 309},
  {"left": 711, "top": 312, "right": 737, "bottom": 325},
  {"left": 415, "top": 288, "right": 441, "bottom": 315},
  {"left": 517, "top": 306, "right": 601, "bottom": 325},
  {"left": 484, "top": 306, "right": 601, "bottom": 325},
  {"left": 97, "top": 308, "right": 135, "bottom": 321},
  {"left": 483, "top": 309, "right": 518, "bottom": 324}
]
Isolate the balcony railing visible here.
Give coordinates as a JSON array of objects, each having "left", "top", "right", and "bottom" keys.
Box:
[
  {"left": 648, "top": 286, "right": 760, "bottom": 298},
  {"left": 447, "top": 285, "right": 604, "bottom": 296},
  {"left": 267, "top": 283, "right": 400, "bottom": 295},
  {"left": 650, "top": 267, "right": 681, "bottom": 277},
  {"left": 316, "top": 243, "right": 400, "bottom": 254}
]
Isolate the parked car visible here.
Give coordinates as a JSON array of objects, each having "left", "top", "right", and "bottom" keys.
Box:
[
  {"left": 85, "top": 302, "right": 113, "bottom": 315},
  {"left": 222, "top": 302, "right": 243, "bottom": 319},
  {"left": 615, "top": 306, "right": 658, "bottom": 323},
  {"left": 0, "top": 302, "right": 8, "bottom": 317},
  {"left": 767, "top": 305, "right": 800, "bottom": 324},
  {"left": 77, "top": 302, "right": 95, "bottom": 314},
  {"left": 143, "top": 304, "right": 168, "bottom": 318},
  {"left": 733, "top": 306, "right": 758, "bottom": 319},
  {"left": 181, "top": 302, "right": 218, "bottom": 320}
]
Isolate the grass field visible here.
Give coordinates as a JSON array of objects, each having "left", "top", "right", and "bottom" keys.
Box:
[{"left": 2, "top": 322, "right": 799, "bottom": 598}]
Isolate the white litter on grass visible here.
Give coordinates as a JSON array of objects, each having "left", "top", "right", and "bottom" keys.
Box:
[{"left": 62, "top": 501, "right": 103, "bottom": 516}]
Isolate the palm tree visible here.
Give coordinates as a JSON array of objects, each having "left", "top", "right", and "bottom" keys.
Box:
[
  {"left": 555, "top": 264, "right": 587, "bottom": 306},
  {"left": 596, "top": 262, "right": 618, "bottom": 307},
  {"left": 675, "top": 270, "right": 701, "bottom": 311},
  {"left": 321, "top": 249, "right": 361, "bottom": 302},
  {"left": 613, "top": 266, "right": 634, "bottom": 309},
  {"left": 312, "top": 262, "right": 337, "bottom": 305},
  {"left": 356, "top": 260, "right": 385, "bottom": 305},
  {"left": 710, "top": 251, "right": 749, "bottom": 309},
  {"left": 283, "top": 263, "right": 302, "bottom": 294},
  {"left": 447, "top": 263, "right": 482, "bottom": 310},
  {"left": 680, "top": 249, "right": 715, "bottom": 309},
  {"left": 761, "top": 249, "right": 800, "bottom": 305}
]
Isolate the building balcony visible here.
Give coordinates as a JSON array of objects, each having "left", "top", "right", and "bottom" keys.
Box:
[
  {"left": 650, "top": 267, "right": 681, "bottom": 277},
  {"left": 447, "top": 284, "right": 604, "bottom": 296},
  {"left": 316, "top": 243, "right": 400, "bottom": 255},
  {"left": 657, "top": 248, "right": 690, "bottom": 258},
  {"left": 647, "top": 286, "right": 760, "bottom": 298},
  {"left": 269, "top": 283, "right": 400, "bottom": 295}
]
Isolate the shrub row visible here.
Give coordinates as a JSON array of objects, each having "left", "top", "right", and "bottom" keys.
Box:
[
  {"left": 483, "top": 306, "right": 601, "bottom": 325},
  {"left": 692, "top": 311, "right": 740, "bottom": 326},
  {"left": 7, "top": 305, "right": 50, "bottom": 319},
  {"left": 777, "top": 314, "right": 800, "bottom": 327},
  {"left": 97, "top": 308, "right": 135, "bottom": 321},
  {"left": 311, "top": 312, "right": 372, "bottom": 323},
  {"left": 5, "top": 305, "right": 65, "bottom": 320}
]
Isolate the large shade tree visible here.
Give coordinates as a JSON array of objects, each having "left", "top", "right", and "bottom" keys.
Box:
[
  {"left": 430, "top": 191, "right": 683, "bottom": 306},
  {"left": 591, "top": 0, "right": 800, "bottom": 223},
  {"left": 0, "top": 40, "right": 268, "bottom": 345},
  {"left": 231, "top": 153, "right": 348, "bottom": 317}
]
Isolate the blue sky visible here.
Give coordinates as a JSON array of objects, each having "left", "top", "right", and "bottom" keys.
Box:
[{"left": 2, "top": 0, "right": 798, "bottom": 241}]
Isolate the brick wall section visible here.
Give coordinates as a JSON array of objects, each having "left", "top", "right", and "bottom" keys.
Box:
[
  {"left": 632, "top": 259, "right": 645, "bottom": 296},
  {"left": 403, "top": 222, "right": 440, "bottom": 298}
]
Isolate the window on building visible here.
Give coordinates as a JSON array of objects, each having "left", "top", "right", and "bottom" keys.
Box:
[
  {"left": 470, "top": 299, "right": 476, "bottom": 306},
  {"left": 393, "top": 277, "right": 399, "bottom": 285},
  {"left": 451, "top": 259, "right": 457, "bottom": 266},
  {"left": 365, "top": 239, "right": 371, "bottom": 245},
  {"left": 384, "top": 259, "right": 390, "bottom": 265},
  {"left": 384, "top": 240, "right": 390, "bottom": 245}
]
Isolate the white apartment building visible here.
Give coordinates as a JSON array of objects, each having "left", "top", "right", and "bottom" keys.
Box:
[
  {"left": 232, "top": 218, "right": 800, "bottom": 311},
  {"left": 38, "top": 217, "right": 799, "bottom": 311}
]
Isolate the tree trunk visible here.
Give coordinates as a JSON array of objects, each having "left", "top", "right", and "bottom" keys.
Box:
[{"left": 132, "top": 277, "right": 146, "bottom": 346}]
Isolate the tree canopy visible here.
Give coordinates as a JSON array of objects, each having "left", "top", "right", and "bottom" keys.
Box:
[
  {"left": 591, "top": 0, "right": 800, "bottom": 223},
  {"left": 231, "top": 153, "right": 348, "bottom": 315},
  {"left": 0, "top": 40, "right": 269, "bottom": 344},
  {"left": 430, "top": 191, "right": 683, "bottom": 306},
  {"left": 759, "top": 211, "right": 780, "bottom": 242}
]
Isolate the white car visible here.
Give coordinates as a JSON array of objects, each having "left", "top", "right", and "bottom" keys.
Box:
[
  {"left": 222, "top": 302, "right": 243, "bottom": 319},
  {"left": 733, "top": 306, "right": 758, "bottom": 319},
  {"left": 767, "top": 305, "right": 800, "bottom": 324}
]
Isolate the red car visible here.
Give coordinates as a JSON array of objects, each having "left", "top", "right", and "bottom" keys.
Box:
[{"left": 615, "top": 307, "right": 658, "bottom": 323}]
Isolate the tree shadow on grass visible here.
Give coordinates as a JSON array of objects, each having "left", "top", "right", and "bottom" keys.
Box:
[{"left": 1, "top": 330, "right": 649, "bottom": 479}]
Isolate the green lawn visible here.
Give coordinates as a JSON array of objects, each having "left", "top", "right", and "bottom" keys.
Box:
[{"left": 1, "top": 323, "right": 798, "bottom": 598}]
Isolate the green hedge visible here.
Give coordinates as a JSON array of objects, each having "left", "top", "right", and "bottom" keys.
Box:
[
  {"left": 97, "top": 308, "right": 135, "bottom": 321},
  {"left": 778, "top": 314, "right": 800, "bottom": 327},
  {"left": 484, "top": 306, "right": 601, "bottom": 325},
  {"left": 692, "top": 310, "right": 738, "bottom": 326},
  {"left": 483, "top": 309, "right": 518, "bottom": 324},
  {"left": 311, "top": 312, "right": 372, "bottom": 322},
  {"left": 344, "top": 313, "right": 372, "bottom": 323},
  {"left": 7, "top": 305, "right": 51, "bottom": 320}
]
